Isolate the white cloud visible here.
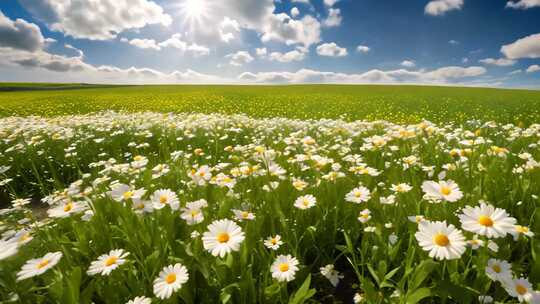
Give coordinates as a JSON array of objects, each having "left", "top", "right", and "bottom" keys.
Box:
[
  {"left": 158, "top": 34, "right": 210, "bottom": 57},
  {"left": 324, "top": 0, "right": 340, "bottom": 7},
  {"left": 129, "top": 38, "right": 161, "bottom": 50},
  {"left": 526, "top": 64, "right": 540, "bottom": 73},
  {"left": 226, "top": 51, "right": 254, "bottom": 66},
  {"left": 479, "top": 57, "right": 516, "bottom": 66},
  {"left": 425, "top": 0, "right": 464, "bottom": 16},
  {"left": 261, "top": 13, "right": 321, "bottom": 47},
  {"left": 317, "top": 42, "right": 347, "bottom": 57},
  {"left": 219, "top": 17, "right": 240, "bottom": 43},
  {"left": 501, "top": 33, "right": 540, "bottom": 59},
  {"left": 509, "top": 69, "right": 522, "bottom": 75},
  {"left": 269, "top": 49, "right": 306, "bottom": 62},
  {"left": 401, "top": 60, "right": 416, "bottom": 68},
  {"left": 0, "top": 10, "right": 44, "bottom": 52},
  {"left": 449, "top": 40, "right": 459, "bottom": 45},
  {"left": 238, "top": 66, "right": 486, "bottom": 84},
  {"left": 255, "top": 48, "right": 268, "bottom": 57},
  {"left": 506, "top": 0, "right": 540, "bottom": 9},
  {"left": 356, "top": 45, "right": 370, "bottom": 53},
  {"left": 323, "top": 8, "right": 342, "bottom": 27},
  {"left": 292, "top": 0, "right": 310, "bottom": 3},
  {"left": 64, "top": 44, "right": 84, "bottom": 58},
  {"left": 291, "top": 7, "right": 300, "bottom": 18},
  {"left": 19, "top": 0, "right": 172, "bottom": 40},
  {"left": 123, "top": 34, "right": 210, "bottom": 57}
]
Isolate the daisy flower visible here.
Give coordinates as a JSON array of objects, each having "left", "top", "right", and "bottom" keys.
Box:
[
  {"left": 202, "top": 219, "right": 245, "bottom": 257},
  {"left": 345, "top": 186, "right": 371, "bottom": 204},
  {"left": 264, "top": 235, "right": 283, "bottom": 250},
  {"left": 12, "top": 198, "right": 31, "bottom": 208},
  {"left": 153, "top": 264, "right": 189, "bottom": 300},
  {"left": 320, "top": 264, "right": 344, "bottom": 287},
  {"left": 503, "top": 277, "right": 534, "bottom": 303},
  {"left": 294, "top": 195, "right": 316, "bottom": 210},
  {"left": 415, "top": 221, "right": 466, "bottom": 260},
  {"left": 0, "top": 239, "right": 18, "bottom": 261},
  {"left": 391, "top": 183, "right": 412, "bottom": 193},
  {"left": 458, "top": 202, "right": 516, "bottom": 238},
  {"left": 271, "top": 255, "right": 299, "bottom": 282},
  {"left": 47, "top": 200, "right": 87, "bottom": 218},
  {"left": 485, "top": 259, "right": 512, "bottom": 282},
  {"left": 232, "top": 209, "right": 256, "bottom": 221},
  {"left": 109, "top": 184, "right": 145, "bottom": 202},
  {"left": 421, "top": 180, "right": 463, "bottom": 202},
  {"left": 510, "top": 225, "right": 534, "bottom": 240},
  {"left": 131, "top": 199, "right": 154, "bottom": 214},
  {"left": 17, "top": 252, "right": 63, "bottom": 281},
  {"left": 358, "top": 209, "right": 371, "bottom": 223},
  {"left": 151, "top": 189, "right": 179, "bottom": 210},
  {"left": 126, "top": 296, "right": 152, "bottom": 304},
  {"left": 180, "top": 199, "right": 208, "bottom": 225},
  {"left": 87, "top": 249, "right": 129, "bottom": 276}
]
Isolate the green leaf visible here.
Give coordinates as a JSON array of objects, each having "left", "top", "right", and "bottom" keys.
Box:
[
  {"left": 409, "top": 260, "right": 438, "bottom": 291},
  {"left": 406, "top": 287, "right": 431, "bottom": 304},
  {"left": 289, "top": 274, "right": 316, "bottom": 304}
]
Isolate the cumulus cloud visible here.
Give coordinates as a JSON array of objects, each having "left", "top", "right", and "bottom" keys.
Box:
[
  {"left": 255, "top": 48, "right": 268, "bottom": 57},
  {"left": 506, "top": 0, "right": 540, "bottom": 9},
  {"left": 219, "top": 17, "right": 240, "bottom": 43},
  {"left": 479, "top": 57, "right": 516, "bottom": 66},
  {"left": 123, "top": 34, "right": 210, "bottom": 57},
  {"left": 261, "top": 13, "right": 321, "bottom": 47},
  {"left": 323, "top": 8, "right": 342, "bottom": 27},
  {"left": 526, "top": 64, "right": 540, "bottom": 73},
  {"left": 0, "top": 10, "right": 44, "bottom": 52},
  {"left": 317, "top": 42, "right": 347, "bottom": 57},
  {"left": 356, "top": 45, "right": 370, "bottom": 53},
  {"left": 425, "top": 0, "right": 464, "bottom": 16},
  {"left": 19, "top": 0, "right": 172, "bottom": 40},
  {"left": 269, "top": 49, "right": 306, "bottom": 62},
  {"left": 401, "top": 60, "right": 416, "bottom": 68},
  {"left": 226, "top": 51, "right": 254, "bottom": 66},
  {"left": 324, "top": 0, "right": 340, "bottom": 7},
  {"left": 291, "top": 7, "right": 300, "bottom": 18},
  {"left": 501, "top": 33, "right": 540, "bottom": 59},
  {"left": 238, "top": 66, "right": 486, "bottom": 84},
  {"left": 129, "top": 38, "right": 161, "bottom": 50}
]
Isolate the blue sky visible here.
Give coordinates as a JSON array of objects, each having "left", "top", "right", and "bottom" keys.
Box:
[{"left": 0, "top": 0, "right": 539, "bottom": 87}]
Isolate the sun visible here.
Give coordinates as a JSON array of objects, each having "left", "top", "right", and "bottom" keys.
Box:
[{"left": 181, "top": 0, "right": 208, "bottom": 22}]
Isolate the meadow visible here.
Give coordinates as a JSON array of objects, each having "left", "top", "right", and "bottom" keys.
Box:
[
  {"left": 1, "top": 84, "right": 540, "bottom": 125},
  {"left": 0, "top": 85, "right": 539, "bottom": 303}
]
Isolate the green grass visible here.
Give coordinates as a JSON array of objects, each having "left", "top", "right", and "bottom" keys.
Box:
[{"left": 0, "top": 84, "right": 539, "bottom": 124}]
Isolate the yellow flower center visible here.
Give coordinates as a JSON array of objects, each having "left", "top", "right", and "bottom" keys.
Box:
[
  {"left": 37, "top": 259, "right": 49, "bottom": 269},
  {"left": 354, "top": 191, "right": 362, "bottom": 198},
  {"left": 159, "top": 195, "right": 168, "bottom": 204},
  {"left": 440, "top": 186, "right": 451, "bottom": 196},
  {"left": 217, "top": 233, "right": 230, "bottom": 243},
  {"left": 135, "top": 203, "right": 145, "bottom": 209},
  {"left": 478, "top": 215, "right": 494, "bottom": 227},
  {"left": 303, "top": 199, "right": 309, "bottom": 206},
  {"left": 433, "top": 233, "right": 450, "bottom": 247},
  {"left": 492, "top": 264, "right": 501, "bottom": 273},
  {"left": 190, "top": 210, "right": 199, "bottom": 217},
  {"left": 516, "top": 283, "right": 527, "bottom": 295},
  {"left": 166, "top": 273, "right": 177, "bottom": 284},
  {"left": 279, "top": 263, "right": 289, "bottom": 272},
  {"left": 105, "top": 256, "right": 118, "bottom": 267},
  {"left": 241, "top": 211, "right": 249, "bottom": 218},
  {"left": 271, "top": 238, "right": 277, "bottom": 245},
  {"left": 63, "top": 203, "right": 73, "bottom": 212},
  {"left": 123, "top": 191, "right": 134, "bottom": 200}
]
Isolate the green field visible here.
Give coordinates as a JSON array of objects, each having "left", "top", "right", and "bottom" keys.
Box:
[{"left": 1, "top": 84, "right": 540, "bottom": 124}]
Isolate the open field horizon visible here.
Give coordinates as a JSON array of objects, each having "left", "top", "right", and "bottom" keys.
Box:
[{"left": 2, "top": 83, "right": 540, "bottom": 125}]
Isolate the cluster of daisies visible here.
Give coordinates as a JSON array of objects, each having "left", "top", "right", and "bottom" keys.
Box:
[{"left": 0, "top": 112, "right": 538, "bottom": 303}]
